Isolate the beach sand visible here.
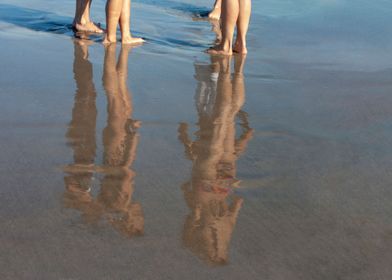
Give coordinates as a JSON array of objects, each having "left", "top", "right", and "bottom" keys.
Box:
[{"left": 1, "top": 0, "right": 392, "bottom": 279}]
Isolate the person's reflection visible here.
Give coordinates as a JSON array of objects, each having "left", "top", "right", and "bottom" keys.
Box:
[
  {"left": 178, "top": 55, "right": 253, "bottom": 265},
  {"left": 99, "top": 44, "right": 143, "bottom": 237},
  {"left": 63, "top": 40, "right": 98, "bottom": 223},
  {"left": 63, "top": 41, "right": 143, "bottom": 237}
]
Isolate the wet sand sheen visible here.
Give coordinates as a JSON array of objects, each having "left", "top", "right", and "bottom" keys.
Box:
[{"left": 1, "top": 0, "right": 392, "bottom": 279}]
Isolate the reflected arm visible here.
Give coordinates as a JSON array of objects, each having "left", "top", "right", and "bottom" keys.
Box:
[
  {"left": 235, "top": 110, "right": 253, "bottom": 156},
  {"left": 178, "top": 122, "right": 196, "bottom": 161}
]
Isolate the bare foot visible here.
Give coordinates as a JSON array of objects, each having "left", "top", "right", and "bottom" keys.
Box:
[
  {"left": 122, "top": 36, "right": 144, "bottom": 45},
  {"left": 73, "top": 21, "right": 103, "bottom": 33},
  {"left": 103, "top": 34, "right": 116, "bottom": 45},
  {"left": 206, "top": 46, "right": 232, "bottom": 56},
  {"left": 233, "top": 40, "right": 247, "bottom": 54},
  {"left": 74, "top": 31, "right": 91, "bottom": 41},
  {"left": 208, "top": 7, "right": 221, "bottom": 20},
  {"left": 86, "top": 21, "right": 104, "bottom": 33}
]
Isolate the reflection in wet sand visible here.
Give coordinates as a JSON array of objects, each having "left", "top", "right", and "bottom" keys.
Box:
[
  {"left": 64, "top": 40, "right": 97, "bottom": 223},
  {"left": 178, "top": 55, "right": 253, "bottom": 265},
  {"left": 63, "top": 41, "right": 143, "bottom": 238}
]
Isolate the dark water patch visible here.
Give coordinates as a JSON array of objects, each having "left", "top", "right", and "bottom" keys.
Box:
[
  {"left": 0, "top": 4, "right": 101, "bottom": 41},
  {"left": 0, "top": 4, "right": 73, "bottom": 34}
]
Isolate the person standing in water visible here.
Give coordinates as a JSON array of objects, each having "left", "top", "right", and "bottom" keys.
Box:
[
  {"left": 103, "top": 0, "right": 144, "bottom": 44},
  {"left": 208, "top": 0, "right": 251, "bottom": 55},
  {"left": 73, "top": 0, "right": 103, "bottom": 33}
]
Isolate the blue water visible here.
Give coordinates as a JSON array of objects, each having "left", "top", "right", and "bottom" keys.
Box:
[{"left": 1, "top": 0, "right": 392, "bottom": 70}]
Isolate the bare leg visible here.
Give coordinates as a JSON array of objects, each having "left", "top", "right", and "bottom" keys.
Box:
[
  {"left": 119, "top": 0, "right": 144, "bottom": 45},
  {"left": 233, "top": 0, "right": 251, "bottom": 54},
  {"left": 74, "top": 0, "right": 89, "bottom": 26},
  {"left": 210, "top": 19, "right": 222, "bottom": 44},
  {"left": 101, "top": 45, "right": 144, "bottom": 237},
  {"left": 104, "top": 0, "right": 124, "bottom": 44},
  {"left": 208, "top": 0, "right": 222, "bottom": 20},
  {"left": 207, "top": 0, "right": 239, "bottom": 56},
  {"left": 85, "top": 0, "right": 104, "bottom": 33},
  {"left": 74, "top": 0, "right": 103, "bottom": 33},
  {"left": 81, "top": 0, "right": 91, "bottom": 25}
]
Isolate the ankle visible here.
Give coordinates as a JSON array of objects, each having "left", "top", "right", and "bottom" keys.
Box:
[
  {"left": 235, "top": 37, "right": 246, "bottom": 46},
  {"left": 79, "top": 16, "right": 90, "bottom": 25},
  {"left": 222, "top": 39, "right": 232, "bottom": 52},
  {"left": 122, "top": 32, "right": 132, "bottom": 39},
  {"left": 104, "top": 34, "right": 117, "bottom": 43}
]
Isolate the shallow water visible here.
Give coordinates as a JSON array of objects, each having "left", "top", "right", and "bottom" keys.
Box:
[{"left": 1, "top": 0, "right": 392, "bottom": 279}]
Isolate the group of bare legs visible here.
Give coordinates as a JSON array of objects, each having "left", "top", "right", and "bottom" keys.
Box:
[
  {"left": 73, "top": 0, "right": 144, "bottom": 45},
  {"left": 73, "top": 0, "right": 251, "bottom": 55},
  {"left": 207, "top": 0, "right": 251, "bottom": 55}
]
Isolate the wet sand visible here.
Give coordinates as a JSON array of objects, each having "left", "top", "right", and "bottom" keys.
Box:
[{"left": 1, "top": 0, "right": 392, "bottom": 279}]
